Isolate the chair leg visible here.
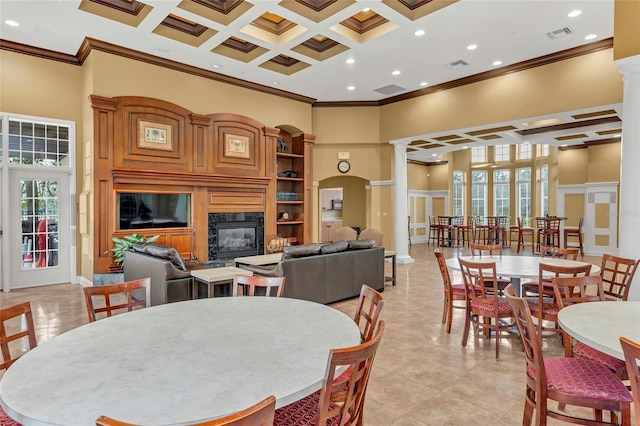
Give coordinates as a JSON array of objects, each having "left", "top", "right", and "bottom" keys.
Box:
[
  {"left": 441, "top": 296, "right": 448, "bottom": 324},
  {"left": 461, "top": 307, "right": 471, "bottom": 347}
]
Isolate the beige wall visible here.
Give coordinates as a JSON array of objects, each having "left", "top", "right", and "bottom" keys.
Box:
[
  {"left": 407, "top": 162, "right": 428, "bottom": 190},
  {"left": 378, "top": 50, "right": 623, "bottom": 141},
  {"left": 588, "top": 143, "right": 621, "bottom": 183},
  {"left": 558, "top": 148, "right": 589, "bottom": 185},
  {"left": 426, "top": 163, "right": 449, "bottom": 190},
  {"left": 614, "top": 0, "right": 640, "bottom": 60}
]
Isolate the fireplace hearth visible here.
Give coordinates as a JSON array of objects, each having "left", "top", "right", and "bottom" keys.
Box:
[{"left": 208, "top": 213, "right": 264, "bottom": 261}]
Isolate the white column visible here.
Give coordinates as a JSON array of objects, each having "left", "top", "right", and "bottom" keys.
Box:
[
  {"left": 616, "top": 54, "right": 640, "bottom": 301},
  {"left": 391, "top": 140, "right": 414, "bottom": 264}
]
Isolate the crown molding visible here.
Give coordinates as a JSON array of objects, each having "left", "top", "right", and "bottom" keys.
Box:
[{"left": 0, "top": 39, "right": 80, "bottom": 65}]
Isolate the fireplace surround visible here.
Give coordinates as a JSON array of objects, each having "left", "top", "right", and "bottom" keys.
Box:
[{"left": 208, "top": 213, "right": 264, "bottom": 261}]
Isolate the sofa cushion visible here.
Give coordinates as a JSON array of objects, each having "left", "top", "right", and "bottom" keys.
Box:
[
  {"left": 282, "top": 243, "right": 322, "bottom": 259},
  {"left": 348, "top": 239, "right": 375, "bottom": 250},
  {"left": 320, "top": 241, "right": 349, "bottom": 254},
  {"left": 132, "top": 243, "right": 187, "bottom": 271}
]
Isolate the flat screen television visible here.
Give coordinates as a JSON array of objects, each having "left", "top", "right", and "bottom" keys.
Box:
[{"left": 117, "top": 192, "right": 190, "bottom": 229}]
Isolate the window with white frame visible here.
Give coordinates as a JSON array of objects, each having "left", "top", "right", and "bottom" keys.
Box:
[
  {"left": 494, "top": 144, "right": 510, "bottom": 162},
  {"left": 540, "top": 164, "right": 549, "bottom": 216},
  {"left": 471, "top": 170, "right": 487, "bottom": 223},
  {"left": 453, "top": 171, "right": 464, "bottom": 217},
  {"left": 537, "top": 144, "right": 549, "bottom": 157},
  {"left": 516, "top": 168, "right": 531, "bottom": 226},
  {"left": 471, "top": 146, "right": 485, "bottom": 163},
  {"left": 517, "top": 143, "right": 532, "bottom": 160},
  {"left": 493, "top": 169, "right": 510, "bottom": 218},
  {"left": 6, "top": 117, "right": 71, "bottom": 166}
]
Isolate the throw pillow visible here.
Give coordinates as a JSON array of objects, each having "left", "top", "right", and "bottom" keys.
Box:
[
  {"left": 348, "top": 239, "right": 375, "bottom": 250},
  {"left": 320, "top": 241, "right": 349, "bottom": 254}
]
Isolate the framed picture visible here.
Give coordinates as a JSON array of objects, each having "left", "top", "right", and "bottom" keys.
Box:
[
  {"left": 224, "top": 134, "right": 250, "bottom": 159},
  {"left": 138, "top": 120, "right": 173, "bottom": 151}
]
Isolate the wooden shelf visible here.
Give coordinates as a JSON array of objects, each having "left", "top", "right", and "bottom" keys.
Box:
[
  {"left": 277, "top": 221, "right": 304, "bottom": 225},
  {"left": 277, "top": 201, "right": 303, "bottom": 205},
  {"left": 276, "top": 152, "right": 303, "bottom": 158},
  {"left": 276, "top": 177, "right": 303, "bottom": 182}
]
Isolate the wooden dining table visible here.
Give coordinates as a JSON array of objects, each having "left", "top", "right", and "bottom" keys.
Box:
[
  {"left": 558, "top": 301, "right": 640, "bottom": 360},
  {"left": 445, "top": 255, "right": 600, "bottom": 295},
  {"left": 0, "top": 297, "right": 360, "bottom": 425}
]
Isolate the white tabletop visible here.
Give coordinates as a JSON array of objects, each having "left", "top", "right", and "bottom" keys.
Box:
[
  {"left": 0, "top": 297, "right": 360, "bottom": 426},
  {"left": 190, "top": 266, "right": 252, "bottom": 282},
  {"left": 558, "top": 301, "right": 640, "bottom": 360},
  {"left": 445, "top": 255, "right": 600, "bottom": 279}
]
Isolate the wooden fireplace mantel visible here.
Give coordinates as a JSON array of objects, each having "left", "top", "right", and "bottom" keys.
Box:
[{"left": 90, "top": 95, "right": 313, "bottom": 273}]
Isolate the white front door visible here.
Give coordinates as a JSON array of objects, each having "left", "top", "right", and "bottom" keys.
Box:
[{"left": 8, "top": 169, "right": 71, "bottom": 288}]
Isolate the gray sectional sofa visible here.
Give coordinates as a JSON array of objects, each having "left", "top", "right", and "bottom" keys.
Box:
[{"left": 241, "top": 240, "right": 385, "bottom": 304}]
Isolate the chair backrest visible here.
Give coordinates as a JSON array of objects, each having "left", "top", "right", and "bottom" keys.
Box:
[
  {"left": 577, "top": 217, "right": 584, "bottom": 232},
  {"left": 552, "top": 275, "right": 605, "bottom": 309},
  {"left": 232, "top": 275, "right": 285, "bottom": 297},
  {"left": 96, "top": 395, "right": 277, "bottom": 426},
  {"left": 1, "top": 301, "right": 37, "bottom": 371},
  {"left": 517, "top": 217, "right": 524, "bottom": 228},
  {"left": 466, "top": 216, "right": 475, "bottom": 227},
  {"left": 83, "top": 278, "right": 151, "bottom": 322},
  {"left": 353, "top": 284, "right": 385, "bottom": 343},
  {"left": 546, "top": 217, "right": 561, "bottom": 231},
  {"left": 487, "top": 216, "right": 498, "bottom": 227},
  {"left": 316, "top": 321, "right": 385, "bottom": 426},
  {"left": 537, "top": 263, "right": 592, "bottom": 312},
  {"left": 620, "top": 336, "right": 640, "bottom": 426},
  {"left": 429, "top": 215, "right": 436, "bottom": 226},
  {"left": 451, "top": 216, "right": 463, "bottom": 225},
  {"left": 458, "top": 257, "right": 500, "bottom": 302},
  {"left": 600, "top": 253, "right": 639, "bottom": 301},
  {"left": 334, "top": 226, "right": 357, "bottom": 241},
  {"left": 437, "top": 216, "right": 450, "bottom": 227},
  {"left": 470, "top": 243, "right": 503, "bottom": 256},
  {"left": 539, "top": 246, "right": 579, "bottom": 260},
  {"left": 358, "top": 228, "right": 384, "bottom": 247},
  {"left": 504, "top": 290, "right": 546, "bottom": 387},
  {"left": 435, "top": 249, "right": 454, "bottom": 294}
]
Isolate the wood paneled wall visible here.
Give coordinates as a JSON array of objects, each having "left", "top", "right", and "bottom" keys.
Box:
[{"left": 90, "top": 95, "right": 286, "bottom": 273}]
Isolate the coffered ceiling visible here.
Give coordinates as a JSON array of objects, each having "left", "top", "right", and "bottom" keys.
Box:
[{"left": 0, "top": 0, "right": 621, "bottom": 163}]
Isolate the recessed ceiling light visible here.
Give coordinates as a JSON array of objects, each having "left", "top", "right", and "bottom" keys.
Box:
[
  {"left": 272, "top": 81, "right": 280, "bottom": 85},
  {"left": 431, "top": 153, "right": 437, "bottom": 157},
  {"left": 614, "top": 134, "right": 621, "bottom": 137},
  {"left": 347, "top": 86, "right": 355, "bottom": 91},
  {"left": 392, "top": 70, "right": 401, "bottom": 76},
  {"left": 4, "top": 20, "right": 19, "bottom": 27},
  {"left": 414, "top": 29, "right": 425, "bottom": 36},
  {"left": 420, "top": 82, "right": 428, "bottom": 87},
  {"left": 568, "top": 10, "right": 582, "bottom": 18},
  {"left": 157, "top": 47, "right": 170, "bottom": 53},
  {"left": 346, "top": 58, "right": 355, "bottom": 64},
  {"left": 467, "top": 44, "right": 478, "bottom": 50},
  {"left": 362, "top": 7, "right": 370, "bottom": 12},
  {"left": 585, "top": 34, "right": 597, "bottom": 40},
  {"left": 212, "top": 64, "right": 221, "bottom": 68},
  {"left": 462, "top": 146, "right": 469, "bottom": 149},
  {"left": 492, "top": 60, "right": 503, "bottom": 66},
  {"left": 561, "top": 144, "right": 568, "bottom": 147}
]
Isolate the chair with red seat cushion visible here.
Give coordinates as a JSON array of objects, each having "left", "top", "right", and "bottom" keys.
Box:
[
  {"left": 563, "top": 217, "right": 584, "bottom": 256},
  {"left": 552, "top": 275, "right": 627, "bottom": 379},
  {"left": 353, "top": 284, "right": 385, "bottom": 343},
  {"left": 600, "top": 253, "right": 639, "bottom": 301},
  {"left": 620, "top": 336, "right": 640, "bottom": 426},
  {"left": 458, "top": 257, "right": 515, "bottom": 360},
  {"left": 520, "top": 246, "right": 579, "bottom": 297},
  {"left": 1, "top": 301, "right": 38, "bottom": 426},
  {"left": 505, "top": 288, "right": 632, "bottom": 426},
  {"left": 274, "top": 321, "right": 385, "bottom": 426},
  {"left": 516, "top": 217, "right": 535, "bottom": 254},
  {"left": 435, "top": 249, "right": 466, "bottom": 334}
]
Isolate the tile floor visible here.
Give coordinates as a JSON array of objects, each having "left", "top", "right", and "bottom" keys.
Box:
[{"left": 0, "top": 243, "right": 634, "bottom": 425}]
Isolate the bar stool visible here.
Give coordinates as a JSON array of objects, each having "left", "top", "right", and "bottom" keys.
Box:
[
  {"left": 473, "top": 216, "right": 489, "bottom": 244},
  {"left": 563, "top": 217, "right": 584, "bottom": 256},
  {"left": 456, "top": 216, "right": 475, "bottom": 247},
  {"left": 516, "top": 217, "right": 535, "bottom": 253}
]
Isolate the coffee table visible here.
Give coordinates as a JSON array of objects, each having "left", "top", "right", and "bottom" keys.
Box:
[
  {"left": 191, "top": 266, "right": 252, "bottom": 298},
  {"left": 234, "top": 253, "right": 282, "bottom": 267},
  {"left": 0, "top": 297, "right": 360, "bottom": 425}
]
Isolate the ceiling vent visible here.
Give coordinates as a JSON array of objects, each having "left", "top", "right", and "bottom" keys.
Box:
[
  {"left": 445, "top": 59, "right": 469, "bottom": 70},
  {"left": 546, "top": 27, "right": 573, "bottom": 39},
  {"left": 373, "top": 84, "right": 406, "bottom": 95}
]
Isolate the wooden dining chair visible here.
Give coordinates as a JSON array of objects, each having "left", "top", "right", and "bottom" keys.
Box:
[
  {"left": 520, "top": 246, "right": 580, "bottom": 296},
  {"left": 232, "top": 275, "right": 285, "bottom": 297},
  {"left": 516, "top": 217, "right": 535, "bottom": 253},
  {"left": 600, "top": 253, "right": 639, "bottom": 301},
  {"left": 96, "top": 394, "right": 277, "bottom": 426},
  {"left": 469, "top": 243, "right": 510, "bottom": 290},
  {"left": 353, "top": 284, "right": 385, "bottom": 343},
  {"left": 527, "top": 263, "right": 592, "bottom": 342},
  {"left": 1, "top": 301, "right": 38, "bottom": 426},
  {"left": 620, "top": 336, "right": 640, "bottom": 426},
  {"left": 505, "top": 288, "right": 632, "bottom": 426},
  {"left": 274, "top": 321, "right": 385, "bottom": 426},
  {"left": 358, "top": 228, "right": 384, "bottom": 247},
  {"left": 563, "top": 217, "right": 584, "bottom": 256},
  {"left": 83, "top": 278, "right": 151, "bottom": 323},
  {"left": 458, "top": 257, "right": 515, "bottom": 360},
  {"left": 333, "top": 226, "right": 357, "bottom": 242},
  {"left": 552, "top": 275, "right": 628, "bottom": 379},
  {"left": 435, "top": 250, "right": 466, "bottom": 334}
]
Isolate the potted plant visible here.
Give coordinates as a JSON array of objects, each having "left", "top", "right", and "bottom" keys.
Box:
[{"left": 108, "top": 233, "right": 159, "bottom": 267}]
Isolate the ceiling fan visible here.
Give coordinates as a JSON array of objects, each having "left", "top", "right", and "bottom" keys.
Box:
[{"left": 471, "top": 160, "right": 498, "bottom": 168}]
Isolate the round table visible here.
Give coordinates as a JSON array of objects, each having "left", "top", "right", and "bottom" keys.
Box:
[
  {"left": 0, "top": 297, "right": 360, "bottom": 425},
  {"left": 558, "top": 301, "right": 640, "bottom": 360},
  {"left": 445, "top": 255, "right": 600, "bottom": 295}
]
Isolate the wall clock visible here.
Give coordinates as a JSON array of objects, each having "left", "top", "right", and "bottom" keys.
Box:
[{"left": 337, "top": 160, "right": 350, "bottom": 173}]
